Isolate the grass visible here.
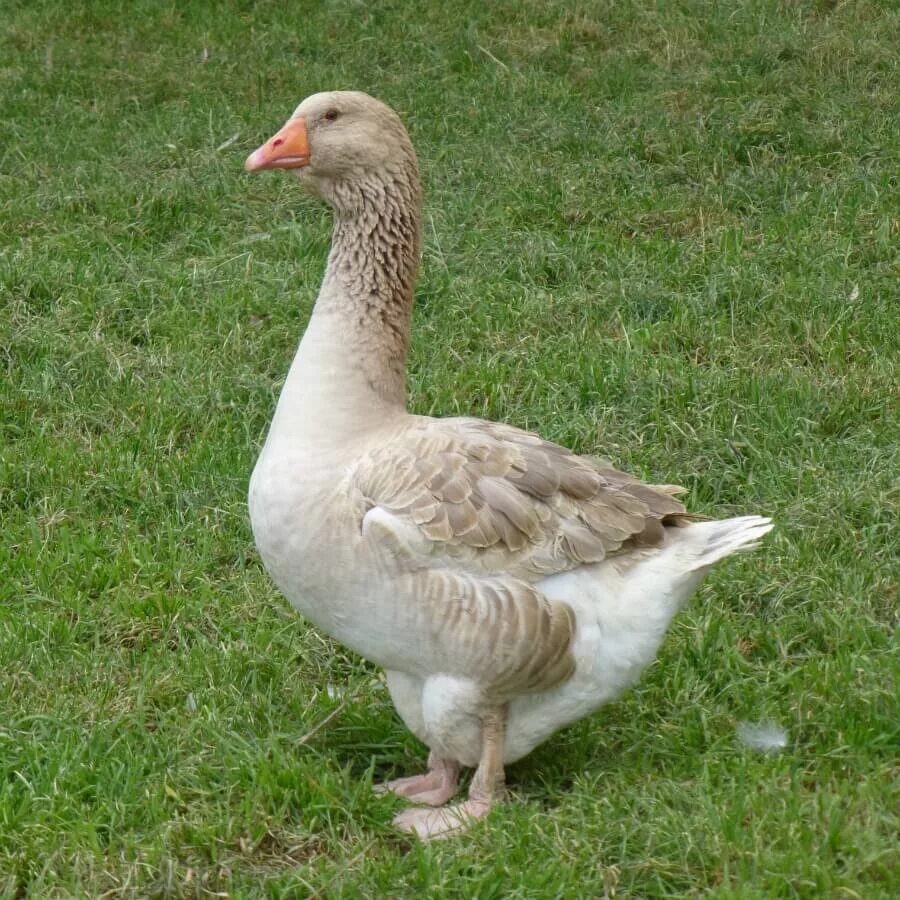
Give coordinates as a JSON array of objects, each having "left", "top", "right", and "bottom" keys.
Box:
[{"left": 1, "top": 0, "right": 897, "bottom": 895}]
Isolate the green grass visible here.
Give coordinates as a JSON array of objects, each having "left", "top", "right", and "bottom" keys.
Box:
[{"left": 2, "top": 0, "right": 898, "bottom": 895}]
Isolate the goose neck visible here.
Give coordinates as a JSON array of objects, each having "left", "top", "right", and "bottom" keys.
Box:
[{"left": 273, "top": 167, "right": 422, "bottom": 442}]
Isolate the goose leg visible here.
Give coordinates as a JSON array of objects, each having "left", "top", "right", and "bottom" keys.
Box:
[
  {"left": 393, "top": 705, "right": 507, "bottom": 840},
  {"left": 373, "top": 751, "right": 460, "bottom": 806}
]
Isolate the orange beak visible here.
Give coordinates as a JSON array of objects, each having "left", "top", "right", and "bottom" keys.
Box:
[{"left": 244, "top": 117, "right": 310, "bottom": 172}]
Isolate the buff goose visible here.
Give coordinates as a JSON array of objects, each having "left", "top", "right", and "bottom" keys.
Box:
[{"left": 244, "top": 91, "right": 773, "bottom": 840}]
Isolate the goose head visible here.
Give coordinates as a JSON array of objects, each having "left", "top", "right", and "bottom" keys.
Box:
[{"left": 245, "top": 91, "right": 418, "bottom": 208}]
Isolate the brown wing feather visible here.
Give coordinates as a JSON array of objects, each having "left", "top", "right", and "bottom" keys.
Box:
[
  {"left": 354, "top": 415, "right": 693, "bottom": 581},
  {"left": 416, "top": 570, "right": 576, "bottom": 698}
]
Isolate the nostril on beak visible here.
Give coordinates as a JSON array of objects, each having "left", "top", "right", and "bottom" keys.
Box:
[{"left": 273, "top": 138, "right": 284, "bottom": 148}]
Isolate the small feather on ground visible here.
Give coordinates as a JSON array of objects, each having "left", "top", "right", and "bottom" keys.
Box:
[{"left": 737, "top": 720, "right": 789, "bottom": 752}]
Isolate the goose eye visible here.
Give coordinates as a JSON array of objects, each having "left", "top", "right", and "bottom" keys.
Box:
[{"left": 323, "top": 109, "right": 340, "bottom": 122}]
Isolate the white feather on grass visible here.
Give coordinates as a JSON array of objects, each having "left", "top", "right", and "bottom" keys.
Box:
[{"left": 737, "top": 720, "right": 789, "bottom": 753}]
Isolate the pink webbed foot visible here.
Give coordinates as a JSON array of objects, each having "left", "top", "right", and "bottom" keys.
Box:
[
  {"left": 393, "top": 798, "right": 491, "bottom": 840},
  {"left": 374, "top": 754, "right": 460, "bottom": 807},
  {"left": 393, "top": 705, "right": 508, "bottom": 841}
]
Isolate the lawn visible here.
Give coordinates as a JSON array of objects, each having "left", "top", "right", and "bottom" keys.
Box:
[{"left": 1, "top": 0, "right": 898, "bottom": 895}]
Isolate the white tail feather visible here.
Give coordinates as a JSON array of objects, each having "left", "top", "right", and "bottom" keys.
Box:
[{"left": 682, "top": 515, "right": 774, "bottom": 571}]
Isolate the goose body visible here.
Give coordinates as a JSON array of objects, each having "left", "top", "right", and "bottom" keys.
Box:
[{"left": 245, "top": 91, "right": 773, "bottom": 838}]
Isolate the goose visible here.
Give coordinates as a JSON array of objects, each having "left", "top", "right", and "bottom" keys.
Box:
[{"left": 243, "top": 91, "right": 773, "bottom": 840}]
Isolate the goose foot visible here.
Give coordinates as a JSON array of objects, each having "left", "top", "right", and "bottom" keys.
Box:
[
  {"left": 374, "top": 753, "right": 460, "bottom": 807},
  {"left": 394, "top": 704, "right": 508, "bottom": 842},
  {"left": 393, "top": 797, "right": 490, "bottom": 840}
]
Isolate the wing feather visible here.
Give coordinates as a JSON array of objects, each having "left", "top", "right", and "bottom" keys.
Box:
[{"left": 352, "top": 415, "right": 691, "bottom": 582}]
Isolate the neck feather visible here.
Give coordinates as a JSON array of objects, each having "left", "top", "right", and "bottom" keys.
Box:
[
  {"left": 268, "top": 160, "right": 421, "bottom": 448},
  {"left": 313, "top": 163, "right": 421, "bottom": 410}
]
